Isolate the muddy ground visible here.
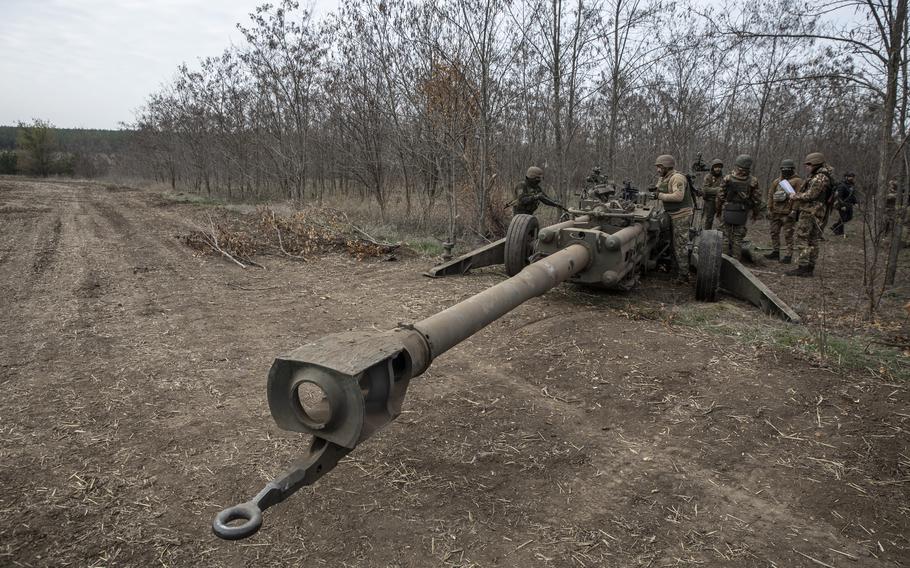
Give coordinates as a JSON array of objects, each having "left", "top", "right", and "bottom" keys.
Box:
[{"left": 0, "top": 178, "right": 908, "bottom": 567}]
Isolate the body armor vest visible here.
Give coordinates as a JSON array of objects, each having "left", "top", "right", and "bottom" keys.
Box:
[
  {"left": 658, "top": 172, "right": 693, "bottom": 214},
  {"left": 725, "top": 176, "right": 751, "bottom": 204}
]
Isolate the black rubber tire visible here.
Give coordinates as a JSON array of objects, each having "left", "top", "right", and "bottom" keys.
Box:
[
  {"left": 504, "top": 214, "right": 539, "bottom": 276},
  {"left": 695, "top": 229, "right": 722, "bottom": 302}
]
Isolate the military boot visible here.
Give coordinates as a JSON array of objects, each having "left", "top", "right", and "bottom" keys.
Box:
[
  {"left": 779, "top": 255, "right": 792, "bottom": 264},
  {"left": 764, "top": 250, "right": 779, "bottom": 260},
  {"left": 784, "top": 265, "right": 813, "bottom": 277}
]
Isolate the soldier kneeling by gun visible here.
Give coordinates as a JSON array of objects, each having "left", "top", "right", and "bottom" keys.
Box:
[{"left": 510, "top": 166, "right": 566, "bottom": 215}]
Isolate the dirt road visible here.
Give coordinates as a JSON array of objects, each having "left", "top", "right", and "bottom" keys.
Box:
[{"left": 1, "top": 178, "right": 907, "bottom": 567}]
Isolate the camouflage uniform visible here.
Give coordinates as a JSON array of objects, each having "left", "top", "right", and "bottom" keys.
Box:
[
  {"left": 701, "top": 167, "right": 723, "bottom": 230},
  {"left": 585, "top": 169, "right": 607, "bottom": 186},
  {"left": 767, "top": 173, "right": 802, "bottom": 260},
  {"left": 830, "top": 176, "right": 858, "bottom": 236},
  {"left": 716, "top": 170, "right": 761, "bottom": 260},
  {"left": 512, "top": 179, "right": 544, "bottom": 215},
  {"left": 512, "top": 167, "right": 551, "bottom": 215},
  {"left": 656, "top": 167, "right": 693, "bottom": 280},
  {"left": 791, "top": 165, "right": 833, "bottom": 270}
]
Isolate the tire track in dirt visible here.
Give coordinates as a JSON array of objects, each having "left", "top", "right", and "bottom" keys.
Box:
[
  {"left": 0, "top": 181, "right": 243, "bottom": 567},
  {"left": 30, "top": 215, "right": 62, "bottom": 274}
]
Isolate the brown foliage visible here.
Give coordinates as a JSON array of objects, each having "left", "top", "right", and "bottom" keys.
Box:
[{"left": 181, "top": 206, "right": 399, "bottom": 266}]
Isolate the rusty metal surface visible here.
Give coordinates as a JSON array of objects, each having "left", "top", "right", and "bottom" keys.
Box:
[
  {"left": 424, "top": 238, "right": 505, "bottom": 277},
  {"left": 415, "top": 243, "right": 591, "bottom": 358},
  {"left": 720, "top": 255, "right": 802, "bottom": 323}
]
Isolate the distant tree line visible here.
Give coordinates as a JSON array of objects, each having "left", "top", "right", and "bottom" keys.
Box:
[{"left": 0, "top": 122, "right": 130, "bottom": 177}]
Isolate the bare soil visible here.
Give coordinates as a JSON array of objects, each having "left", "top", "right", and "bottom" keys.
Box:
[{"left": 0, "top": 178, "right": 907, "bottom": 567}]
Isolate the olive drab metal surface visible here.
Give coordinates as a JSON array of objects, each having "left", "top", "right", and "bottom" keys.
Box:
[
  {"left": 426, "top": 191, "right": 799, "bottom": 321},
  {"left": 213, "top": 245, "right": 590, "bottom": 540},
  {"left": 213, "top": 180, "right": 800, "bottom": 541}
]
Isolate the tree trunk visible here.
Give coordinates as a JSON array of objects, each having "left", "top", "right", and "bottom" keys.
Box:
[{"left": 867, "top": 0, "right": 908, "bottom": 314}]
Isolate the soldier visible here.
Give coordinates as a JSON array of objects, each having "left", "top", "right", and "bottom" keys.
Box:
[
  {"left": 586, "top": 167, "right": 607, "bottom": 186},
  {"left": 512, "top": 166, "right": 562, "bottom": 216},
  {"left": 701, "top": 159, "right": 724, "bottom": 230},
  {"left": 715, "top": 154, "right": 762, "bottom": 260},
  {"left": 764, "top": 159, "right": 802, "bottom": 263},
  {"left": 830, "top": 172, "right": 858, "bottom": 236},
  {"left": 785, "top": 152, "right": 833, "bottom": 277},
  {"left": 653, "top": 154, "right": 694, "bottom": 283}
]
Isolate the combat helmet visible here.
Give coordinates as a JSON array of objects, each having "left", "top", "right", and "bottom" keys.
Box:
[
  {"left": 654, "top": 155, "right": 676, "bottom": 168},
  {"left": 734, "top": 154, "right": 753, "bottom": 170},
  {"left": 804, "top": 152, "right": 825, "bottom": 166},
  {"left": 710, "top": 159, "right": 723, "bottom": 168},
  {"left": 780, "top": 159, "right": 796, "bottom": 171},
  {"left": 526, "top": 166, "right": 544, "bottom": 180}
]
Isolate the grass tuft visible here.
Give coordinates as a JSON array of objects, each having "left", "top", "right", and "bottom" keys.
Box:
[
  {"left": 672, "top": 302, "right": 910, "bottom": 381},
  {"left": 406, "top": 237, "right": 444, "bottom": 257},
  {"left": 161, "top": 191, "right": 225, "bottom": 206}
]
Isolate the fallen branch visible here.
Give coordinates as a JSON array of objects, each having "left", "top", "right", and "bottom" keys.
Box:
[
  {"left": 202, "top": 216, "right": 249, "bottom": 268},
  {"left": 185, "top": 214, "right": 263, "bottom": 269},
  {"left": 349, "top": 223, "right": 399, "bottom": 249}
]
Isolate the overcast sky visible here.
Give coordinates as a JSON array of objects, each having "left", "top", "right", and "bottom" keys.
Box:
[
  {"left": 0, "top": 0, "right": 338, "bottom": 129},
  {"left": 1, "top": 1, "right": 861, "bottom": 130}
]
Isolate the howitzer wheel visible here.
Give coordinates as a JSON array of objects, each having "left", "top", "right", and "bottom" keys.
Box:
[
  {"left": 504, "top": 214, "right": 539, "bottom": 276},
  {"left": 695, "top": 229, "right": 722, "bottom": 302}
]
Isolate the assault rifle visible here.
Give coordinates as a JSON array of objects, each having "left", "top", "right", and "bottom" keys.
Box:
[{"left": 505, "top": 191, "right": 568, "bottom": 212}]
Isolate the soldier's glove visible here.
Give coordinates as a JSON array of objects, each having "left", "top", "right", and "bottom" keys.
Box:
[{"left": 647, "top": 191, "right": 659, "bottom": 200}]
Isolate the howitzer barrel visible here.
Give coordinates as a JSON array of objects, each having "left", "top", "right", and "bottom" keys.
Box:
[
  {"left": 213, "top": 244, "right": 591, "bottom": 540},
  {"left": 415, "top": 244, "right": 590, "bottom": 358}
]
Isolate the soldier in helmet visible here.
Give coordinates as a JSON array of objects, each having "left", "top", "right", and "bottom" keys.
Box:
[
  {"left": 830, "top": 172, "right": 858, "bottom": 236},
  {"left": 653, "top": 154, "right": 694, "bottom": 283},
  {"left": 512, "top": 166, "right": 560, "bottom": 216},
  {"left": 701, "top": 159, "right": 724, "bottom": 230},
  {"left": 586, "top": 166, "right": 607, "bottom": 187},
  {"left": 764, "top": 159, "right": 802, "bottom": 263},
  {"left": 715, "top": 154, "right": 762, "bottom": 260},
  {"left": 785, "top": 152, "right": 833, "bottom": 277}
]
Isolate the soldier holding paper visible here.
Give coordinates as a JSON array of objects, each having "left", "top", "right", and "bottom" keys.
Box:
[{"left": 764, "top": 159, "right": 802, "bottom": 263}]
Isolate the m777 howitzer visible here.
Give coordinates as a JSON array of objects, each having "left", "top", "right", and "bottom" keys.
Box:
[{"left": 212, "top": 196, "right": 800, "bottom": 541}]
